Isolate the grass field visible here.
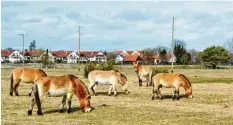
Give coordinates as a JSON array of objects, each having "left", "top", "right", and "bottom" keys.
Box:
[{"left": 1, "top": 68, "right": 233, "bottom": 125}]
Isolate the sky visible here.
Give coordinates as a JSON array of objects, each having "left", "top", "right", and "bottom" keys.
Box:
[{"left": 1, "top": 1, "right": 233, "bottom": 52}]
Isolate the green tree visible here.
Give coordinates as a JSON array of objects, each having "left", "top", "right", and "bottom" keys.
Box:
[
  {"left": 142, "top": 48, "right": 155, "bottom": 64},
  {"left": 201, "top": 46, "right": 230, "bottom": 68},
  {"left": 174, "top": 39, "right": 187, "bottom": 64},
  {"left": 159, "top": 49, "right": 167, "bottom": 63},
  {"left": 41, "top": 49, "right": 49, "bottom": 68},
  {"left": 29, "top": 40, "right": 36, "bottom": 50}
]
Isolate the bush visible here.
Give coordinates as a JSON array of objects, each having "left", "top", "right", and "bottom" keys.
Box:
[
  {"left": 84, "top": 62, "right": 113, "bottom": 78},
  {"left": 151, "top": 67, "right": 169, "bottom": 76}
]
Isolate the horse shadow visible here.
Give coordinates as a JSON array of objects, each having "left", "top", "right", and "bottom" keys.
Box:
[
  {"left": 95, "top": 91, "right": 127, "bottom": 96},
  {"left": 155, "top": 94, "right": 186, "bottom": 100},
  {"left": 43, "top": 107, "right": 96, "bottom": 114}
]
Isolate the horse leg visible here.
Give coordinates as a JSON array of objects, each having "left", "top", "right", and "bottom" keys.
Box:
[
  {"left": 66, "top": 93, "right": 73, "bottom": 113},
  {"left": 157, "top": 87, "right": 163, "bottom": 100},
  {"left": 108, "top": 85, "right": 113, "bottom": 96},
  {"left": 151, "top": 87, "right": 156, "bottom": 100},
  {"left": 146, "top": 75, "right": 149, "bottom": 86},
  {"left": 138, "top": 75, "right": 142, "bottom": 86},
  {"left": 28, "top": 96, "right": 35, "bottom": 115},
  {"left": 176, "top": 89, "right": 180, "bottom": 100},
  {"left": 89, "top": 82, "right": 96, "bottom": 96},
  {"left": 28, "top": 83, "right": 34, "bottom": 96},
  {"left": 14, "top": 79, "right": 21, "bottom": 96},
  {"left": 60, "top": 95, "right": 67, "bottom": 113},
  {"left": 113, "top": 84, "right": 117, "bottom": 96},
  {"left": 172, "top": 89, "right": 176, "bottom": 100}
]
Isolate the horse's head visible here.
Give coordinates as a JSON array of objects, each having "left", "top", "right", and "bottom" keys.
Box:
[
  {"left": 80, "top": 95, "right": 92, "bottom": 112},
  {"left": 185, "top": 87, "right": 193, "bottom": 98},
  {"left": 72, "top": 77, "right": 92, "bottom": 113}
]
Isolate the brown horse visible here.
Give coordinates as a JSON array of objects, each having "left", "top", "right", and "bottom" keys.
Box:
[
  {"left": 28, "top": 75, "right": 91, "bottom": 116},
  {"left": 133, "top": 62, "right": 153, "bottom": 86},
  {"left": 10, "top": 67, "right": 47, "bottom": 96},
  {"left": 88, "top": 70, "right": 128, "bottom": 96},
  {"left": 151, "top": 73, "right": 193, "bottom": 100}
]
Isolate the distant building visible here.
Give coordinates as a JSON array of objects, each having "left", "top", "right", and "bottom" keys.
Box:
[
  {"left": 1, "top": 50, "right": 23, "bottom": 63},
  {"left": 123, "top": 55, "right": 144, "bottom": 64}
]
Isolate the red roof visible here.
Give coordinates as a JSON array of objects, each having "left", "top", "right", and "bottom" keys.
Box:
[
  {"left": 153, "top": 54, "right": 173, "bottom": 59},
  {"left": 1, "top": 50, "right": 14, "bottom": 57},
  {"left": 123, "top": 55, "right": 143, "bottom": 62},
  {"left": 79, "top": 51, "right": 100, "bottom": 57},
  {"left": 24, "top": 50, "right": 44, "bottom": 57},
  {"left": 51, "top": 50, "right": 73, "bottom": 57}
]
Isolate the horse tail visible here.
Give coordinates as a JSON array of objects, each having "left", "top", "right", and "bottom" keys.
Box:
[
  {"left": 148, "top": 69, "right": 153, "bottom": 86},
  {"left": 34, "top": 84, "right": 41, "bottom": 110},
  {"left": 10, "top": 72, "right": 14, "bottom": 96}
]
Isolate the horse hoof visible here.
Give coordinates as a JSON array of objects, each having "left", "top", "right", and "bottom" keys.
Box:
[
  {"left": 67, "top": 109, "right": 72, "bottom": 114},
  {"left": 151, "top": 96, "right": 155, "bottom": 100},
  {"left": 10, "top": 92, "right": 13, "bottom": 96},
  {"left": 15, "top": 93, "right": 19, "bottom": 96},
  {"left": 108, "top": 94, "right": 111, "bottom": 96},
  {"left": 28, "top": 93, "right": 31, "bottom": 96},
  {"left": 28, "top": 110, "right": 32, "bottom": 115},
  {"left": 59, "top": 110, "right": 64, "bottom": 113},
  {"left": 37, "top": 111, "right": 43, "bottom": 115}
]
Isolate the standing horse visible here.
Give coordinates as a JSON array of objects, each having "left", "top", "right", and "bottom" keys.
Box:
[
  {"left": 151, "top": 73, "right": 193, "bottom": 100},
  {"left": 133, "top": 62, "right": 153, "bottom": 86},
  {"left": 10, "top": 67, "right": 47, "bottom": 96},
  {"left": 28, "top": 75, "right": 91, "bottom": 116},
  {"left": 88, "top": 70, "right": 129, "bottom": 96}
]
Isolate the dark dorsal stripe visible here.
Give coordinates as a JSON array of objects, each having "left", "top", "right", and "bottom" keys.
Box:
[{"left": 38, "top": 69, "right": 47, "bottom": 76}]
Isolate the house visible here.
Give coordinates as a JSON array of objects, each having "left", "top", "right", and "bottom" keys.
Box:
[
  {"left": 51, "top": 50, "right": 74, "bottom": 63},
  {"left": 1, "top": 50, "right": 14, "bottom": 63},
  {"left": 1, "top": 50, "right": 23, "bottom": 63},
  {"left": 115, "top": 50, "right": 143, "bottom": 64},
  {"left": 153, "top": 54, "right": 176, "bottom": 65},
  {"left": 123, "top": 55, "right": 144, "bottom": 64},
  {"left": 24, "top": 50, "right": 44, "bottom": 63},
  {"left": 79, "top": 51, "right": 107, "bottom": 63}
]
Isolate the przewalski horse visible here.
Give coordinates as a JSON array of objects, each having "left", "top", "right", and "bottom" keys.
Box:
[
  {"left": 151, "top": 73, "right": 193, "bottom": 100},
  {"left": 133, "top": 62, "right": 153, "bottom": 86},
  {"left": 88, "top": 70, "right": 129, "bottom": 96},
  {"left": 10, "top": 67, "right": 47, "bottom": 96},
  {"left": 28, "top": 75, "right": 91, "bottom": 116}
]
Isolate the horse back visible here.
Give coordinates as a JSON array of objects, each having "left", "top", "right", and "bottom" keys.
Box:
[
  {"left": 152, "top": 73, "right": 183, "bottom": 87},
  {"left": 88, "top": 70, "right": 118, "bottom": 84}
]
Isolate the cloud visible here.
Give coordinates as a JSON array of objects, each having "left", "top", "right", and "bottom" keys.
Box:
[
  {"left": 2, "top": 1, "right": 233, "bottom": 51},
  {"left": 25, "top": 18, "right": 42, "bottom": 23},
  {"left": 2, "top": 1, "right": 27, "bottom": 8}
]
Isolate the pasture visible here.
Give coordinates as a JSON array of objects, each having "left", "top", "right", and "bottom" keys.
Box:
[{"left": 1, "top": 67, "right": 233, "bottom": 125}]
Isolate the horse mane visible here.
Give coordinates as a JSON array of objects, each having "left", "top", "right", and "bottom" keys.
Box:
[
  {"left": 69, "top": 74, "right": 90, "bottom": 95},
  {"left": 120, "top": 73, "right": 127, "bottom": 81},
  {"left": 179, "top": 74, "right": 192, "bottom": 87},
  {"left": 38, "top": 69, "right": 47, "bottom": 76}
]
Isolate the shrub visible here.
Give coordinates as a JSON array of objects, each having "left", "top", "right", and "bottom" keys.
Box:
[
  {"left": 151, "top": 67, "right": 169, "bottom": 76},
  {"left": 84, "top": 62, "right": 114, "bottom": 78}
]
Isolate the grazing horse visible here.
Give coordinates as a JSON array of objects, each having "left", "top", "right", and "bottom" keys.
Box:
[
  {"left": 10, "top": 67, "right": 47, "bottom": 96},
  {"left": 133, "top": 62, "right": 153, "bottom": 86},
  {"left": 88, "top": 70, "right": 129, "bottom": 96},
  {"left": 28, "top": 75, "right": 91, "bottom": 116},
  {"left": 151, "top": 73, "right": 193, "bottom": 100}
]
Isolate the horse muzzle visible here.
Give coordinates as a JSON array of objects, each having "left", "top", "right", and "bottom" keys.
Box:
[{"left": 85, "top": 108, "right": 92, "bottom": 112}]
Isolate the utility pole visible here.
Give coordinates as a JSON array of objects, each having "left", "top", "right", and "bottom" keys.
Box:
[
  {"left": 77, "top": 25, "right": 81, "bottom": 71},
  {"left": 19, "top": 33, "right": 27, "bottom": 67},
  {"left": 171, "top": 17, "right": 175, "bottom": 73}
]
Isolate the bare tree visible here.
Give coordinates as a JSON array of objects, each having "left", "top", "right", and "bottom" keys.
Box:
[{"left": 224, "top": 37, "right": 233, "bottom": 53}]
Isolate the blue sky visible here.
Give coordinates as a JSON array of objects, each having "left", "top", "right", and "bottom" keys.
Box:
[{"left": 1, "top": 1, "right": 233, "bottom": 51}]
